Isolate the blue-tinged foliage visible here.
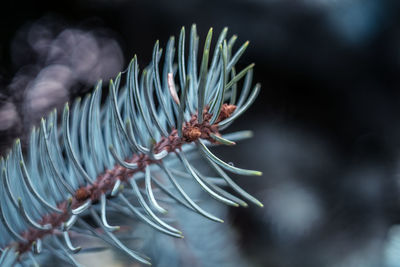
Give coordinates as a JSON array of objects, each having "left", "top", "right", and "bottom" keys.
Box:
[{"left": 0, "top": 25, "right": 261, "bottom": 266}]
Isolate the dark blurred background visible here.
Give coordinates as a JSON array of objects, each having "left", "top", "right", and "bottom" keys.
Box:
[{"left": 2, "top": 0, "right": 400, "bottom": 266}]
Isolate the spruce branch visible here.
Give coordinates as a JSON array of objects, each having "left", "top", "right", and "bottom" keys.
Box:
[{"left": 0, "top": 25, "right": 261, "bottom": 266}]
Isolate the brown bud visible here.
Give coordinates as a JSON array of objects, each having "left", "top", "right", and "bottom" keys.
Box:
[
  {"left": 184, "top": 126, "right": 202, "bottom": 141},
  {"left": 218, "top": 104, "right": 237, "bottom": 122},
  {"left": 75, "top": 187, "right": 90, "bottom": 201}
]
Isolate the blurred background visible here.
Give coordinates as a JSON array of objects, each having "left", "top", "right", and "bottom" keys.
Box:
[{"left": 2, "top": 0, "right": 400, "bottom": 266}]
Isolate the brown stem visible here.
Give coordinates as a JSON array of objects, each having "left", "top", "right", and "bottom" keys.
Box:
[{"left": 11, "top": 104, "right": 236, "bottom": 255}]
